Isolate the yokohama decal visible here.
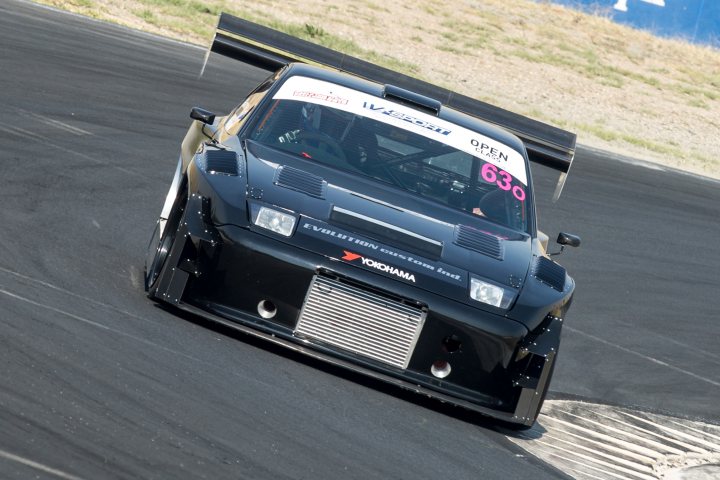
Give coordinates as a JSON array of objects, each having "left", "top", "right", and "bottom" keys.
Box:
[{"left": 342, "top": 250, "right": 416, "bottom": 283}]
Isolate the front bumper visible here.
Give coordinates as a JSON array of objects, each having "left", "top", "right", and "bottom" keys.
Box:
[{"left": 154, "top": 218, "right": 562, "bottom": 426}]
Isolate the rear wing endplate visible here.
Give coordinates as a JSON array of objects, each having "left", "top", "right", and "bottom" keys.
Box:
[{"left": 204, "top": 13, "right": 576, "bottom": 200}]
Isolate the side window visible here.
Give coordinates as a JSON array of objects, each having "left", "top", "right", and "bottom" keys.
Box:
[{"left": 223, "top": 77, "right": 275, "bottom": 136}]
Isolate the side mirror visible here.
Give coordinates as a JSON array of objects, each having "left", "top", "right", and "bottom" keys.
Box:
[
  {"left": 190, "top": 107, "right": 216, "bottom": 125},
  {"left": 557, "top": 232, "right": 581, "bottom": 248},
  {"left": 548, "top": 232, "right": 580, "bottom": 256}
]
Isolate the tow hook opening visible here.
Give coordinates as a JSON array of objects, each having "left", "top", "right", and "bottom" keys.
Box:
[
  {"left": 257, "top": 299, "right": 277, "bottom": 319},
  {"left": 442, "top": 335, "right": 462, "bottom": 353},
  {"left": 431, "top": 360, "right": 452, "bottom": 379}
]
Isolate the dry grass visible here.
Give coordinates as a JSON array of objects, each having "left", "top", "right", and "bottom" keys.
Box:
[{"left": 33, "top": 0, "right": 720, "bottom": 179}]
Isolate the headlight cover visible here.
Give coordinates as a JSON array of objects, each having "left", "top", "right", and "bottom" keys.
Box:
[
  {"left": 253, "top": 206, "right": 297, "bottom": 237},
  {"left": 469, "top": 277, "right": 516, "bottom": 309}
]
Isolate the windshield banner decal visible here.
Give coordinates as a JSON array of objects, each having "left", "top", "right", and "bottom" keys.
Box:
[{"left": 273, "top": 76, "right": 528, "bottom": 185}]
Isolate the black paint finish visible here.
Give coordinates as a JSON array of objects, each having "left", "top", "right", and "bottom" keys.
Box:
[
  {"left": 146, "top": 61, "right": 576, "bottom": 426},
  {"left": 1, "top": 2, "right": 719, "bottom": 480}
]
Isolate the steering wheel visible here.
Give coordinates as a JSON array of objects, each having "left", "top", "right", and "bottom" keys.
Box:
[
  {"left": 294, "top": 131, "right": 346, "bottom": 161},
  {"left": 365, "top": 161, "right": 413, "bottom": 190}
]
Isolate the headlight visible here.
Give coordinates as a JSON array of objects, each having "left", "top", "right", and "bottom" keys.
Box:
[
  {"left": 469, "top": 277, "right": 515, "bottom": 309},
  {"left": 253, "top": 206, "right": 296, "bottom": 237}
]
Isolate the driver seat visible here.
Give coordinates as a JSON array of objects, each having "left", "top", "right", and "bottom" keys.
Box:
[
  {"left": 478, "top": 188, "right": 511, "bottom": 226},
  {"left": 342, "top": 120, "right": 379, "bottom": 170}
]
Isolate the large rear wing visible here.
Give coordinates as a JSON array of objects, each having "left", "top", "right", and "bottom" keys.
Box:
[{"left": 204, "top": 13, "right": 576, "bottom": 199}]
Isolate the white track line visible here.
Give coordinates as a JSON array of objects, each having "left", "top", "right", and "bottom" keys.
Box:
[
  {"left": 0, "top": 449, "right": 86, "bottom": 480},
  {"left": 565, "top": 465, "right": 613, "bottom": 480},
  {"left": 0, "top": 287, "right": 204, "bottom": 365},
  {"left": 0, "top": 123, "right": 140, "bottom": 177},
  {"left": 535, "top": 439, "right": 657, "bottom": 480},
  {"left": 511, "top": 401, "right": 720, "bottom": 480},
  {"left": 590, "top": 410, "right": 707, "bottom": 454},
  {"left": 542, "top": 432, "right": 656, "bottom": 474},
  {"left": 551, "top": 408, "right": 685, "bottom": 455},
  {"left": 17, "top": 110, "right": 93, "bottom": 136},
  {"left": 547, "top": 452, "right": 631, "bottom": 480},
  {"left": 0, "top": 266, "right": 147, "bottom": 322},
  {"left": 0, "top": 281, "right": 279, "bottom": 392},
  {"left": 617, "top": 411, "right": 720, "bottom": 451},
  {"left": 536, "top": 414, "right": 664, "bottom": 459},
  {"left": 667, "top": 419, "right": 720, "bottom": 443},
  {"left": 537, "top": 419, "right": 659, "bottom": 463},
  {"left": 565, "top": 326, "right": 720, "bottom": 388}
]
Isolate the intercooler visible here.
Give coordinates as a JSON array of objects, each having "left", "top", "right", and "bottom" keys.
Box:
[{"left": 295, "top": 275, "right": 425, "bottom": 369}]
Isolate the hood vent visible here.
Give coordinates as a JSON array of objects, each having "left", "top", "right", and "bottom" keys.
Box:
[
  {"left": 275, "top": 166, "right": 326, "bottom": 198},
  {"left": 532, "top": 256, "right": 566, "bottom": 291},
  {"left": 206, "top": 149, "right": 239, "bottom": 176},
  {"left": 330, "top": 207, "right": 443, "bottom": 261},
  {"left": 454, "top": 225, "right": 503, "bottom": 261}
]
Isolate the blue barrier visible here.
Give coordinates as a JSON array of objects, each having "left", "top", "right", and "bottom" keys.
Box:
[{"left": 548, "top": 1, "right": 719, "bottom": 48}]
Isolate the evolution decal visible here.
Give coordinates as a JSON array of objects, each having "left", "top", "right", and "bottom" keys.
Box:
[{"left": 301, "top": 222, "right": 464, "bottom": 283}]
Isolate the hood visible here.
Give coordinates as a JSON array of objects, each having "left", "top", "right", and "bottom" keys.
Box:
[{"left": 243, "top": 141, "right": 533, "bottom": 308}]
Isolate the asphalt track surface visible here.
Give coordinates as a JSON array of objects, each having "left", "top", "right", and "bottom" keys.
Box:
[{"left": 1, "top": 1, "right": 718, "bottom": 478}]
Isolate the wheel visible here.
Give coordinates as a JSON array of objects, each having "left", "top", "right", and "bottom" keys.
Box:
[
  {"left": 144, "top": 185, "right": 187, "bottom": 293},
  {"left": 496, "top": 419, "right": 534, "bottom": 432}
]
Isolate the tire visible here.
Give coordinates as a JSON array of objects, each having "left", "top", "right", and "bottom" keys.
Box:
[
  {"left": 496, "top": 419, "right": 534, "bottom": 432},
  {"left": 144, "top": 185, "right": 187, "bottom": 294}
]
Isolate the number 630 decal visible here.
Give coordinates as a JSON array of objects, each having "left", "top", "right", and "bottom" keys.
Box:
[{"left": 481, "top": 163, "right": 526, "bottom": 201}]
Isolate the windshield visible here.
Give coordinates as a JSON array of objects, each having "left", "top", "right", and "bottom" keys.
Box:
[{"left": 248, "top": 76, "right": 530, "bottom": 232}]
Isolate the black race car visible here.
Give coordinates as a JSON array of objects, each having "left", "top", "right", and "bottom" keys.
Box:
[{"left": 145, "top": 14, "right": 580, "bottom": 428}]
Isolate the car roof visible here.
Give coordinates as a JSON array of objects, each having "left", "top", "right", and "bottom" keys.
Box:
[{"left": 281, "top": 63, "right": 529, "bottom": 157}]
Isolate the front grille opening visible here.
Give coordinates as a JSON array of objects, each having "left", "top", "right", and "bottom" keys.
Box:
[
  {"left": 316, "top": 269, "right": 426, "bottom": 311},
  {"left": 295, "top": 274, "right": 426, "bottom": 369}
]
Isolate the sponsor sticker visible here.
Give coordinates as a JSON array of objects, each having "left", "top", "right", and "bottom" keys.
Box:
[
  {"left": 362, "top": 103, "right": 451, "bottom": 135},
  {"left": 293, "top": 90, "right": 348, "bottom": 105},
  {"left": 342, "top": 250, "right": 417, "bottom": 283},
  {"left": 480, "top": 163, "right": 526, "bottom": 202},
  {"left": 471, "top": 138, "right": 509, "bottom": 163},
  {"left": 301, "top": 222, "right": 464, "bottom": 283}
]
